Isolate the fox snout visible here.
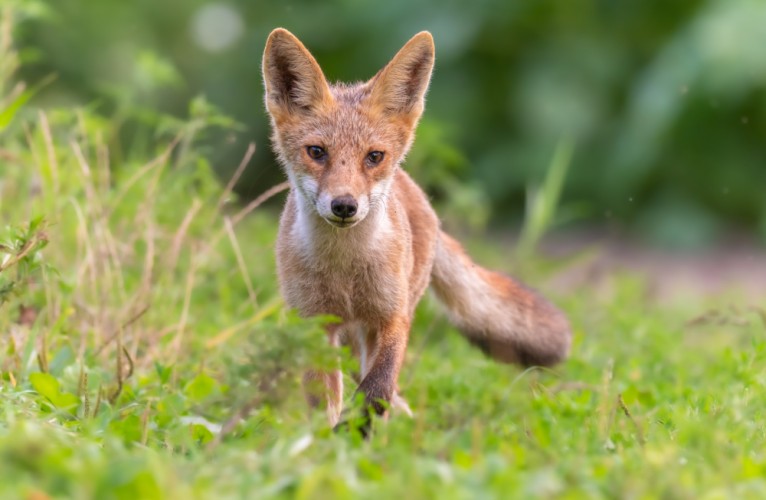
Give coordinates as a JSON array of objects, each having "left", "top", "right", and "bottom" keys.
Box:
[
  {"left": 331, "top": 195, "right": 358, "bottom": 219},
  {"left": 314, "top": 189, "right": 370, "bottom": 228}
]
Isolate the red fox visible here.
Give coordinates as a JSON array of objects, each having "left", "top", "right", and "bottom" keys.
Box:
[{"left": 262, "top": 28, "right": 571, "bottom": 431}]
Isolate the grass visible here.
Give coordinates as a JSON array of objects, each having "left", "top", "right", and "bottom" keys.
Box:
[{"left": 2, "top": 18, "right": 766, "bottom": 500}]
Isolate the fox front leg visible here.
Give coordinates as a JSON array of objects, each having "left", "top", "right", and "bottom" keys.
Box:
[{"left": 339, "top": 316, "right": 409, "bottom": 436}]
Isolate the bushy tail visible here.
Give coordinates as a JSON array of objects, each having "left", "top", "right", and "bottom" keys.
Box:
[{"left": 430, "top": 231, "right": 571, "bottom": 367}]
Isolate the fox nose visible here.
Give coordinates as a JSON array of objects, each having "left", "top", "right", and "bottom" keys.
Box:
[{"left": 330, "top": 195, "right": 358, "bottom": 219}]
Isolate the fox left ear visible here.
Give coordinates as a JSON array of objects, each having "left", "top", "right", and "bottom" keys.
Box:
[
  {"left": 369, "top": 32, "right": 435, "bottom": 120},
  {"left": 262, "top": 28, "right": 333, "bottom": 119}
]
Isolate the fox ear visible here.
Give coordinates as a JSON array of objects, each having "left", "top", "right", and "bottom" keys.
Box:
[
  {"left": 370, "top": 32, "right": 435, "bottom": 119},
  {"left": 262, "top": 28, "right": 333, "bottom": 118}
]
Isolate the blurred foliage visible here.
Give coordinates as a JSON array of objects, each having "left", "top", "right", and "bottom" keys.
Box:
[{"left": 7, "top": 0, "right": 766, "bottom": 246}]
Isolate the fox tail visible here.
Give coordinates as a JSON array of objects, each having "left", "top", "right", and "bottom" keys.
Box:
[{"left": 430, "top": 231, "right": 571, "bottom": 367}]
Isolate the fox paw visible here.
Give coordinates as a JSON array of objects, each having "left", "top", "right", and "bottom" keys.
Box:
[{"left": 333, "top": 413, "right": 372, "bottom": 439}]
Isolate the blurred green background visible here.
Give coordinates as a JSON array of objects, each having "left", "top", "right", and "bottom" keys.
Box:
[{"left": 11, "top": 0, "right": 766, "bottom": 247}]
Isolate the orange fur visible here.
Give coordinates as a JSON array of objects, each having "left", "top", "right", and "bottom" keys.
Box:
[{"left": 262, "top": 28, "right": 571, "bottom": 430}]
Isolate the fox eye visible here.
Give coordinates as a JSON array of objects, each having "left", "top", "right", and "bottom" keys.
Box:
[
  {"left": 306, "top": 146, "right": 327, "bottom": 161},
  {"left": 366, "top": 151, "right": 385, "bottom": 167}
]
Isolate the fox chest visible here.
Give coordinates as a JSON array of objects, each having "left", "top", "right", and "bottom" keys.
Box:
[{"left": 277, "top": 241, "right": 405, "bottom": 323}]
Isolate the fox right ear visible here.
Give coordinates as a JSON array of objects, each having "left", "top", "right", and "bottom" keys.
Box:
[
  {"left": 369, "top": 32, "right": 435, "bottom": 121},
  {"left": 262, "top": 28, "right": 333, "bottom": 119}
]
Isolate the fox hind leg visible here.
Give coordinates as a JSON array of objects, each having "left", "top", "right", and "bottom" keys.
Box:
[
  {"left": 302, "top": 327, "right": 344, "bottom": 426},
  {"left": 302, "top": 369, "right": 344, "bottom": 426}
]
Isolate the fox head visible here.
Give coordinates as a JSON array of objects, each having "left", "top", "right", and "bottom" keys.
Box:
[{"left": 262, "top": 28, "right": 435, "bottom": 228}]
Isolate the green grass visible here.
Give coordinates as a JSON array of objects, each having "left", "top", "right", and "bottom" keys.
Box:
[{"left": 2, "top": 20, "right": 766, "bottom": 500}]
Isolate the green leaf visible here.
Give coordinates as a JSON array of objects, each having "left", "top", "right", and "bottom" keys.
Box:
[
  {"left": 48, "top": 346, "right": 75, "bottom": 376},
  {"left": 518, "top": 137, "right": 574, "bottom": 257},
  {"left": 29, "top": 372, "right": 60, "bottom": 401},
  {"left": 184, "top": 373, "right": 218, "bottom": 402},
  {"left": 30, "top": 372, "right": 80, "bottom": 411},
  {"left": 154, "top": 362, "right": 172, "bottom": 384},
  {"left": 0, "top": 74, "right": 56, "bottom": 132},
  {"left": 52, "top": 392, "right": 80, "bottom": 410},
  {"left": 190, "top": 424, "right": 214, "bottom": 445},
  {"left": 109, "top": 414, "right": 143, "bottom": 444}
]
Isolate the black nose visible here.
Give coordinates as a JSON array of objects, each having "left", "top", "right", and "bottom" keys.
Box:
[{"left": 331, "top": 195, "right": 358, "bottom": 219}]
